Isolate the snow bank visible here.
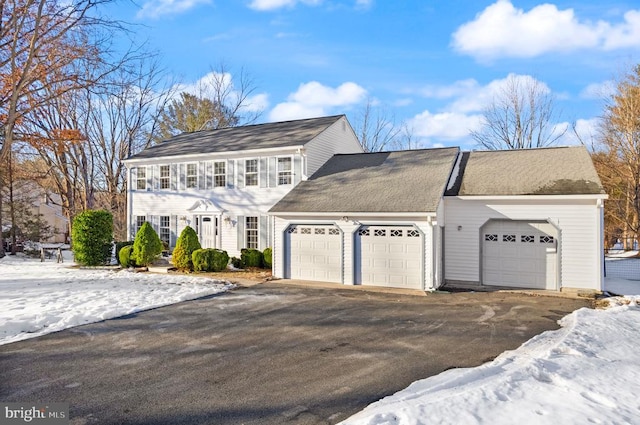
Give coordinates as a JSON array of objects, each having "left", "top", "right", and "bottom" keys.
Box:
[
  {"left": 340, "top": 299, "right": 640, "bottom": 425},
  {"left": 0, "top": 254, "right": 230, "bottom": 345}
]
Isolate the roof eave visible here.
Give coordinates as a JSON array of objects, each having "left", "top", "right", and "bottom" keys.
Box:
[
  {"left": 124, "top": 145, "right": 307, "bottom": 164},
  {"left": 447, "top": 194, "right": 608, "bottom": 200}
]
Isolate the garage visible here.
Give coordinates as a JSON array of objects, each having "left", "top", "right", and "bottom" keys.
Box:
[
  {"left": 285, "top": 224, "right": 342, "bottom": 283},
  {"left": 482, "top": 220, "right": 558, "bottom": 290},
  {"left": 355, "top": 225, "right": 424, "bottom": 289}
]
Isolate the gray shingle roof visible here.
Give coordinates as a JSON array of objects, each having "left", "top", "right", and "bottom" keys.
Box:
[
  {"left": 445, "top": 146, "right": 605, "bottom": 196},
  {"left": 270, "top": 147, "right": 460, "bottom": 213},
  {"left": 127, "top": 115, "right": 345, "bottom": 160}
]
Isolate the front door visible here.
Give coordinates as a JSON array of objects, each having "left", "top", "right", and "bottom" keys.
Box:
[{"left": 200, "top": 216, "right": 216, "bottom": 248}]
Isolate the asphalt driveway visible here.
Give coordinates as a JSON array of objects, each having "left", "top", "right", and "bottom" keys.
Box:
[{"left": 0, "top": 282, "right": 591, "bottom": 424}]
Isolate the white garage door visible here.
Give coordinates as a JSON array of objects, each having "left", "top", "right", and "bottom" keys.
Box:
[
  {"left": 356, "top": 225, "right": 423, "bottom": 290},
  {"left": 483, "top": 221, "right": 558, "bottom": 290},
  {"left": 286, "top": 224, "right": 342, "bottom": 283}
]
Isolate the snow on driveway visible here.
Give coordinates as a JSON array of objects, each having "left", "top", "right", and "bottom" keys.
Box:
[{"left": 0, "top": 253, "right": 231, "bottom": 345}]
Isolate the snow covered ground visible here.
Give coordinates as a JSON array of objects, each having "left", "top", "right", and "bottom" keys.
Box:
[
  {"left": 2, "top": 252, "right": 640, "bottom": 424},
  {"left": 0, "top": 252, "right": 231, "bottom": 345}
]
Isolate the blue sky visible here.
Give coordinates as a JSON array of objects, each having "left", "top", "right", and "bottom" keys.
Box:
[{"left": 107, "top": 0, "right": 640, "bottom": 149}]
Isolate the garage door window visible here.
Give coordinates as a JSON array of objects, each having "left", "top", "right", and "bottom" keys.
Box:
[
  {"left": 485, "top": 234, "right": 498, "bottom": 242},
  {"left": 521, "top": 235, "right": 535, "bottom": 243},
  {"left": 390, "top": 229, "right": 402, "bottom": 237},
  {"left": 358, "top": 228, "right": 370, "bottom": 236},
  {"left": 503, "top": 234, "right": 516, "bottom": 242},
  {"left": 407, "top": 229, "right": 420, "bottom": 237},
  {"left": 540, "top": 235, "right": 554, "bottom": 244}
]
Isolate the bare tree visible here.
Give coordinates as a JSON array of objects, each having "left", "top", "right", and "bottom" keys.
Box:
[
  {"left": 153, "top": 63, "right": 263, "bottom": 143},
  {"left": 0, "top": 0, "right": 124, "bottom": 256},
  {"left": 471, "top": 74, "right": 566, "bottom": 150},
  {"left": 354, "top": 99, "right": 403, "bottom": 152},
  {"left": 82, "top": 57, "right": 173, "bottom": 239},
  {"left": 594, "top": 64, "right": 640, "bottom": 249}
]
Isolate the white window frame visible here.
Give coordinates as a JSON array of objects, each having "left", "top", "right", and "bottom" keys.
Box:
[
  {"left": 159, "top": 215, "right": 170, "bottom": 246},
  {"left": 136, "top": 167, "right": 146, "bottom": 190},
  {"left": 277, "top": 157, "right": 292, "bottom": 186},
  {"left": 186, "top": 163, "right": 198, "bottom": 189},
  {"left": 245, "top": 159, "right": 258, "bottom": 187},
  {"left": 159, "top": 165, "right": 170, "bottom": 189},
  {"left": 246, "top": 216, "right": 258, "bottom": 249},
  {"left": 135, "top": 215, "right": 146, "bottom": 234},
  {"left": 214, "top": 161, "right": 226, "bottom": 188}
]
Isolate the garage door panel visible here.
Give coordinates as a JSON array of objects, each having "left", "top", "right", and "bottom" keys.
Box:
[
  {"left": 483, "top": 221, "right": 557, "bottom": 290},
  {"left": 287, "top": 225, "right": 342, "bottom": 283},
  {"left": 357, "top": 225, "right": 423, "bottom": 290}
]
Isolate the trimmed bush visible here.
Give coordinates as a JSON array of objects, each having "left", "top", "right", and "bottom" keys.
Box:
[
  {"left": 211, "top": 249, "right": 229, "bottom": 272},
  {"left": 263, "top": 247, "right": 272, "bottom": 269},
  {"left": 241, "top": 248, "right": 263, "bottom": 268},
  {"left": 119, "top": 245, "right": 135, "bottom": 268},
  {"left": 230, "top": 256, "right": 242, "bottom": 269},
  {"left": 72, "top": 210, "right": 113, "bottom": 266},
  {"left": 115, "top": 241, "right": 134, "bottom": 260},
  {"left": 192, "top": 248, "right": 209, "bottom": 272},
  {"left": 132, "top": 222, "right": 163, "bottom": 267},
  {"left": 192, "top": 248, "right": 230, "bottom": 272},
  {"left": 172, "top": 226, "right": 201, "bottom": 271}
]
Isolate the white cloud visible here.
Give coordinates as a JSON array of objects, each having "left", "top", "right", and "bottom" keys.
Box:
[
  {"left": 269, "top": 81, "right": 367, "bottom": 121},
  {"left": 452, "top": 0, "right": 640, "bottom": 61},
  {"left": 603, "top": 10, "right": 640, "bottom": 49},
  {"left": 408, "top": 74, "right": 554, "bottom": 145},
  {"left": 444, "top": 74, "right": 550, "bottom": 114},
  {"left": 171, "top": 71, "right": 270, "bottom": 113},
  {"left": 248, "top": 0, "right": 321, "bottom": 11},
  {"left": 554, "top": 118, "right": 600, "bottom": 146},
  {"left": 136, "top": 0, "right": 210, "bottom": 19},
  {"left": 409, "top": 110, "right": 483, "bottom": 140},
  {"left": 580, "top": 80, "right": 616, "bottom": 99}
]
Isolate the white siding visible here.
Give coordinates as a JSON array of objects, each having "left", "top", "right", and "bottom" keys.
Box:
[
  {"left": 443, "top": 197, "right": 603, "bottom": 291},
  {"left": 304, "top": 116, "right": 363, "bottom": 177}
]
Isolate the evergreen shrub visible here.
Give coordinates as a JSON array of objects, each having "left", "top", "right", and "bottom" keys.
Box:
[
  {"left": 119, "top": 245, "right": 135, "bottom": 268},
  {"left": 132, "top": 222, "right": 163, "bottom": 267},
  {"left": 263, "top": 247, "right": 272, "bottom": 269},
  {"left": 115, "top": 241, "right": 134, "bottom": 259},
  {"left": 241, "top": 248, "right": 263, "bottom": 268},
  {"left": 72, "top": 210, "right": 113, "bottom": 266},
  {"left": 172, "top": 226, "right": 201, "bottom": 271}
]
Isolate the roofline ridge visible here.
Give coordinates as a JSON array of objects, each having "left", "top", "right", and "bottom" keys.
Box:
[
  {"left": 465, "top": 145, "right": 586, "bottom": 154},
  {"left": 331, "top": 146, "right": 460, "bottom": 157}
]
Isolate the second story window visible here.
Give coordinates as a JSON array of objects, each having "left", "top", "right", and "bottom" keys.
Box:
[
  {"left": 245, "top": 159, "right": 258, "bottom": 186},
  {"left": 214, "top": 161, "right": 226, "bottom": 187},
  {"left": 278, "top": 157, "right": 292, "bottom": 185},
  {"left": 136, "top": 167, "right": 146, "bottom": 190},
  {"left": 160, "top": 165, "right": 170, "bottom": 189},
  {"left": 186, "top": 163, "right": 197, "bottom": 188}
]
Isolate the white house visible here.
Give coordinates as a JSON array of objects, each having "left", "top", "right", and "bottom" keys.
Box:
[
  {"left": 124, "top": 115, "right": 363, "bottom": 256},
  {"left": 269, "top": 145, "right": 607, "bottom": 294}
]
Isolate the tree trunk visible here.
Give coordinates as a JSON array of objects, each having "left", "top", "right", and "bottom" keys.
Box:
[{"left": 8, "top": 151, "right": 16, "bottom": 255}]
